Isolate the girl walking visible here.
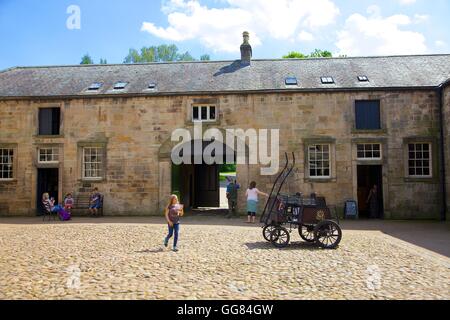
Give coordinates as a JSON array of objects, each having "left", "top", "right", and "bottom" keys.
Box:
[
  {"left": 245, "top": 181, "right": 268, "bottom": 223},
  {"left": 164, "top": 194, "right": 184, "bottom": 252}
]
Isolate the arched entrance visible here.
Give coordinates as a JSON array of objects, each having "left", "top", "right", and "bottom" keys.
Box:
[{"left": 172, "top": 140, "right": 237, "bottom": 209}]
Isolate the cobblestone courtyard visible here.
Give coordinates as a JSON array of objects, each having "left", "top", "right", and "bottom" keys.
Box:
[{"left": 0, "top": 217, "right": 449, "bottom": 300}]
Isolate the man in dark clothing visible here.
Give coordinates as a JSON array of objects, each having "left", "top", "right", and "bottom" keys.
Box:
[{"left": 226, "top": 179, "right": 240, "bottom": 218}]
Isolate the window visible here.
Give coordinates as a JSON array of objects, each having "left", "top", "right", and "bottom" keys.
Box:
[
  {"left": 408, "top": 143, "right": 432, "bottom": 177},
  {"left": 357, "top": 144, "right": 382, "bottom": 160},
  {"left": 0, "top": 148, "right": 14, "bottom": 180},
  {"left": 192, "top": 105, "right": 216, "bottom": 122},
  {"left": 147, "top": 83, "right": 157, "bottom": 90},
  {"left": 83, "top": 147, "right": 103, "bottom": 179},
  {"left": 308, "top": 144, "right": 330, "bottom": 178},
  {"left": 113, "top": 82, "right": 128, "bottom": 90},
  {"left": 87, "top": 83, "right": 102, "bottom": 91},
  {"left": 321, "top": 77, "right": 334, "bottom": 84},
  {"left": 355, "top": 100, "right": 381, "bottom": 130},
  {"left": 358, "top": 75, "right": 369, "bottom": 82},
  {"left": 38, "top": 148, "right": 59, "bottom": 163},
  {"left": 38, "top": 108, "right": 60, "bottom": 135},
  {"left": 285, "top": 77, "right": 298, "bottom": 86}
]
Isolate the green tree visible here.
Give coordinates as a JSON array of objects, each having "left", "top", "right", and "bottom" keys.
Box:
[
  {"left": 283, "top": 49, "right": 334, "bottom": 59},
  {"left": 282, "top": 51, "right": 307, "bottom": 59},
  {"left": 309, "top": 49, "right": 332, "bottom": 58},
  {"left": 99, "top": 58, "right": 108, "bottom": 64},
  {"left": 123, "top": 44, "right": 209, "bottom": 63},
  {"left": 124, "top": 48, "right": 142, "bottom": 63},
  {"left": 200, "top": 54, "right": 211, "bottom": 61},
  {"left": 177, "top": 51, "right": 195, "bottom": 61},
  {"left": 157, "top": 44, "right": 179, "bottom": 62},
  {"left": 80, "top": 53, "right": 94, "bottom": 64}
]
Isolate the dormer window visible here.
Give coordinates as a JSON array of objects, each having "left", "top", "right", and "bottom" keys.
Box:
[
  {"left": 113, "top": 82, "right": 128, "bottom": 90},
  {"left": 148, "top": 83, "right": 157, "bottom": 90},
  {"left": 321, "top": 77, "right": 334, "bottom": 84},
  {"left": 192, "top": 105, "right": 216, "bottom": 122}
]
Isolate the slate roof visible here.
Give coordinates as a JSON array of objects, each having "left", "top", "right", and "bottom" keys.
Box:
[{"left": 0, "top": 54, "right": 450, "bottom": 98}]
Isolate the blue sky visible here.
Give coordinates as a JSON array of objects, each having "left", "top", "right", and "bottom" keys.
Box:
[{"left": 0, "top": 0, "right": 449, "bottom": 70}]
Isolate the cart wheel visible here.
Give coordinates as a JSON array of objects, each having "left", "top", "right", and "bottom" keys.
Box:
[
  {"left": 262, "top": 224, "right": 276, "bottom": 242},
  {"left": 270, "top": 227, "right": 290, "bottom": 248},
  {"left": 314, "top": 220, "right": 342, "bottom": 249},
  {"left": 299, "top": 224, "right": 315, "bottom": 243}
]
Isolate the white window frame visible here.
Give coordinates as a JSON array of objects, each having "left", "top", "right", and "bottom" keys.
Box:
[
  {"left": 0, "top": 148, "right": 14, "bottom": 180},
  {"left": 308, "top": 144, "right": 331, "bottom": 179},
  {"left": 192, "top": 105, "right": 217, "bottom": 122},
  {"left": 407, "top": 143, "right": 432, "bottom": 178},
  {"left": 357, "top": 143, "right": 382, "bottom": 160},
  {"left": 82, "top": 147, "right": 103, "bottom": 180},
  {"left": 38, "top": 147, "right": 59, "bottom": 163}
]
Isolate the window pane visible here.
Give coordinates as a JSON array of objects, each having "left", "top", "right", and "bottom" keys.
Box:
[
  {"left": 210, "top": 106, "right": 216, "bottom": 120},
  {"left": 193, "top": 106, "right": 199, "bottom": 120},
  {"left": 201, "top": 107, "right": 207, "bottom": 120}
]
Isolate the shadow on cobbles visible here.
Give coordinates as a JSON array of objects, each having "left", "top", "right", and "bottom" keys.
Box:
[
  {"left": 244, "top": 241, "right": 321, "bottom": 251},
  {"left": 135, "top": 247, "right": 165, "bottom": 254}
]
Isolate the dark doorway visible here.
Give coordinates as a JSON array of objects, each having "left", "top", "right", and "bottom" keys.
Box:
[
  {"left": 357, "top": 165, "right": 383, "bottom": 219},
  {"left": 194, "top": 163, "right": 219, "bottom": 207},
  {"left": 37, "top": 168, "right": 59, "bottom": 215},
  {"left": 176, "top": 163, "right": 219, "bottom": 209}
]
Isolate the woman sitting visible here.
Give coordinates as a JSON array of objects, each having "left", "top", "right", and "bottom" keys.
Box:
[{"left": 42, "top": 193, "right": 71, "bottom": 221}]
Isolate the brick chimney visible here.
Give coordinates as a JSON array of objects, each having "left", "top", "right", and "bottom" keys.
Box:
[{"left": 240, "top": 31, "right": 252, "bottom": 65}]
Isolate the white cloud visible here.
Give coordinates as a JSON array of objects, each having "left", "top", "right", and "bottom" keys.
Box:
[
  {"left": 435, "top": 40, "right": 447, "bottom": 48},
  {"left": 298, "top": 31, "right": 314, "bottom": 42},
  {"left": 398, "top": 0, "right": 416, "bottom": 5},
  {"left": 141, "top": 0, "right": 340, "bottom": 53},
  {"left": 336, "top": 6, "right": 428, "bottom": 56},
  {"left": 413, "top": 14, "right": 429, "bottom": 24}
]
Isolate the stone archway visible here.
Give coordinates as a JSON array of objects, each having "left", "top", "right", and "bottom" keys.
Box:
[{"left": 157, "top": 130, "right": 250, "bottom": 212}]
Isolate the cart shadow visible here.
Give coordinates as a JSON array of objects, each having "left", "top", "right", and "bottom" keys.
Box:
[{"left": 245, "top": 241, "right": 322, "bottom": 251}]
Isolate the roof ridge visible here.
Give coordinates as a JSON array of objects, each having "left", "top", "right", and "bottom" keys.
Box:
[{"left": 4, "top": 53, "right": 449, "bottom": 70}]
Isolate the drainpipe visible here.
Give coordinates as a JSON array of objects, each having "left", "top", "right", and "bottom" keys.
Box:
[{"left": 437, "top": 79, "right": 449, "bottom": 221}]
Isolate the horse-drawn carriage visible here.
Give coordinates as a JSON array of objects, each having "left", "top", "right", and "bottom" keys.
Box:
[{"left": 260, "top": 153, "right": 342, "bottom": 249}]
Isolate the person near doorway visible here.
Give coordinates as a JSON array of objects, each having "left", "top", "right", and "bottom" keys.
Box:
[
  {"left": 89, "top": 188, "right": 102, "bottom": 217},
  {"left": 245, "top": 181, "right": 269, "bottom": 223},
  {"left": 367, "top": 184, "right": 379, "bottom": 219},
  {"left": 42, "top": 192, "right": 71, "bottom": 220},
  {"left": 226, "top": 178, "right": 240, "bottom": 218},
  {"left": 164, "top": 194, "right": 184, "bottom": 252}
]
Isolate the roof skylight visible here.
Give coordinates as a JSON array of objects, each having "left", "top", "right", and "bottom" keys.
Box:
[
  {"left": 321, "top": 77, "right": 334, "bottom": 84},
  {"left": 113, "top": 82, "right": 128, "bottom": 90},
  {"left": 148, "top": 82, "right": 157, "bottom": 89},
  {"left": 358, "top": 75, "right": 369, "bottom": 82},
  {"left": 87, "top": 82, "right": 102, "bottom": 91},
  {"left": 285, "top": 77, "right": 298, "bottom": 86}
]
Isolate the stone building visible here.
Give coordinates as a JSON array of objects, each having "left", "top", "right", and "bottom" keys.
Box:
[{"left": 0, "top": 34, "right": 449, "bottom": 220}]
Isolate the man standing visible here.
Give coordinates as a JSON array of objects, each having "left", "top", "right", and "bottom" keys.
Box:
[{"left": 226, "top": 178, "right": 240, "bottom": 218}]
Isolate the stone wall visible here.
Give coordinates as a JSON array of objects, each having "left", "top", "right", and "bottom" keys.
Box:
[
  {"left": 0, "top": 89, "right": 443, "bottom": 218},
  {"left": 444, "top": 85, "right": 450, "bottom": 220}
]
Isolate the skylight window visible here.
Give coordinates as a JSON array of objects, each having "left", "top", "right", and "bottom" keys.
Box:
[
  {"left": 113, "top": 82, "right": 128, "bottom": 90},
  {"left": 358, "top": 75, "right": 369, "bottom": 82},
  {"left": 321, "top": 77, "right": 334, "bottom": 84},
  {"left": 147, "top": 83, "right": 157, "bottom": 89},
  {"left": 285, "top": 77, "right": 298, "bottom": 86},
  {"left": 87, "top": 83, "right": 102, "bottom": 91}
]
